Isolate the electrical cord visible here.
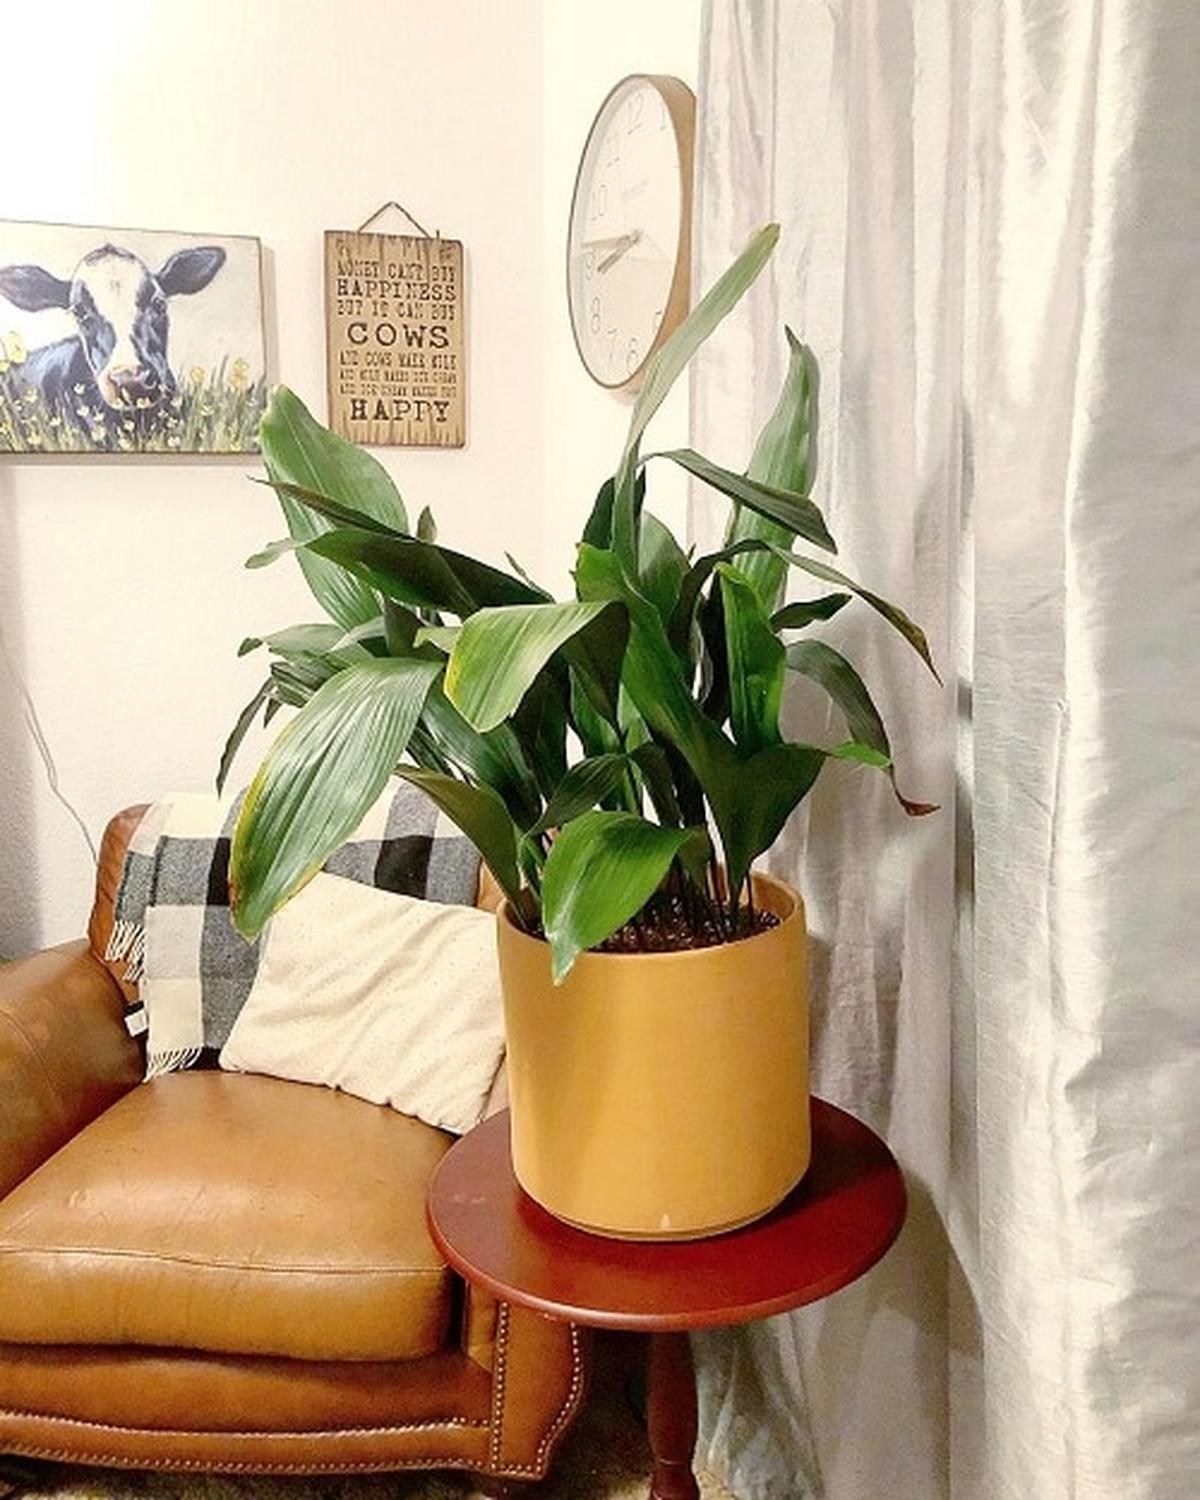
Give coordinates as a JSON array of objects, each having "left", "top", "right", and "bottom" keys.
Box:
[{"left": 0, "top": 616, "right": 98, "bottom": 864}]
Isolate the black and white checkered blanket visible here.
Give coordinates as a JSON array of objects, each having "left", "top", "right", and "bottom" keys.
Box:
[{"left": 105, "top": 782, "right": 480, "bottom": 1078}]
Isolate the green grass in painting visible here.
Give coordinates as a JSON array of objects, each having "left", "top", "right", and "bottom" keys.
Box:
[{"left": 0, "top": 346, "right": 267, "bottom": 454}]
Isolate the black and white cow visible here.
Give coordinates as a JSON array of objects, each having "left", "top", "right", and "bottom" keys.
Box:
[{"left": 0, "top": 242, "right": 225, "bottom": 440}]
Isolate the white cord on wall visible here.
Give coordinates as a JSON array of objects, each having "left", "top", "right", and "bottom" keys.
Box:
[{"left": 0, "top": 618, "right": 98, "bottom": 864}]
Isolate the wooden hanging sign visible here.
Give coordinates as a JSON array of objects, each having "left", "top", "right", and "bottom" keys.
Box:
[{"left": 324, "top": 228, "right": 465, "bottom": 448}]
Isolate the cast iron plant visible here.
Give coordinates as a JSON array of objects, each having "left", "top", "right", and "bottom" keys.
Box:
[{"left": 224, "top": 226, "right": 937, "bottom": 978}]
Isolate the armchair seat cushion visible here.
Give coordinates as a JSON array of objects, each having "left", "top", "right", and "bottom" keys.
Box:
[{"left": 0, "top": 1072, "right": 455, "bottom": 1362}]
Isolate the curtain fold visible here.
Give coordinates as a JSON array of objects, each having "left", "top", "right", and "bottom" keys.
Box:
[{"left": 691, "top": 3, "right": 1199, "bottom": 1497}]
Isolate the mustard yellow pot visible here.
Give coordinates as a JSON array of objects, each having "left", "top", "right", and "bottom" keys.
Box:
[{"left": 496, "top": 873, "right": 810, "bottom": 1240}]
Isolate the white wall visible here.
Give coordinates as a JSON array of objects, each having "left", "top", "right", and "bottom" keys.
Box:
[
  {"left": 540, "top": 1, "right": 702, "bottom": 594},
  {"left": 0, "top": 0, "right": 544, "bottom": 952}
]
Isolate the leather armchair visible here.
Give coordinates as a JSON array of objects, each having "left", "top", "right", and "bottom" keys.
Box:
[{"left": 0, "top": 810, "right": 587, "bottom": 1493}]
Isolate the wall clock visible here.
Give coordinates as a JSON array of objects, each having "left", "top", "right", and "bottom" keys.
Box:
[{"left": 566, "top": 73, "right": 696, "bottom": 394}]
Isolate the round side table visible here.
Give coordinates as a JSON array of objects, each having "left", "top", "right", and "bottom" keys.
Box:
[{"left": 427, "top": 1099, "right": 905, "bottom": 1500}]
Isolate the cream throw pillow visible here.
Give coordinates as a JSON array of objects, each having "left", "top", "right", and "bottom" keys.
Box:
[{"left": 219, "top": 873, "right": 505, "bottom": 1136}]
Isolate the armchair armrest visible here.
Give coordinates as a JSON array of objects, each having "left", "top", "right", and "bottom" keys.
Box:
[{"left": 0, "top": 941, "right": 143, "bottom": 1197}]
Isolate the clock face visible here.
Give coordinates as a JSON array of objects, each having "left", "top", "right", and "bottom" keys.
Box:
[{"left": 567, "top": 75, "right": 694, "bottom": 390}]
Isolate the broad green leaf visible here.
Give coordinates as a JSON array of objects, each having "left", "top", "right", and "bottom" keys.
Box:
[
  {"left": 638, "top": 510, "right": 690, "bottom": 625},
  {"left": 260, "top": 386, "right": 408, "bottom": 629},
  {"left": 230, "top": 658, "right": 441, "bottom": 937},
  {"left": 526, "top": 754, "right": 630, "bottom": 836},
  {"left": 612, "top": 224, "right": 780, "bottom": 567},
  {"left": 629, "top": 742, "right": 682, "bottom": 826},
  {"left": 561, "top": 598, "right": 630, "bottom": 728},
  {"left": 419, "top": 683, "right": 542, "bottom": 833},
  {"left": 727, "top": 328, "right": 820, "bottom": 608},
  {"left": 772, "top": 593, "right": 851, "bottom": 630},
  {"left": 305, "top": 525, "right": 546, "bottom": 617},
  {"left": 243, "top": 622, "right": 370, "bottom": 665},
  {"left": 216, "top": 679, "right": 272, "bottom": 795},
  {"left": 541, "top": 811, "right": 701, "bottom": 980},
  {"left": 245, "top": 536, "right": 303, "bottom": 569},
  {"left": 445, "top": 600, "right": 613, "bottom": 733},
  {"left": 621, "top": 224, "right": 780, "bottom": 472},
  {"left": 510, "top": 668, "right": 570, "bottom": 801},
  {"left": 668, "top": 538, "right": 769, "bottom": 657},
  {"left": 771, "top": 545, "right": 940, "bottom": 680},
  {"left": 721, "top": 742, "right": 828, "bottom": 895},
  {"left": 649, "top": 447, "right": 835, "bottom": 554},
  {"left": 786, "top": 638, "right": 938, "bottom": 815},
  {"left": 414, "top": 625, "right": 460, "bottom": 653},
  {"left": 673, "top": 535, "right": 939, "bottom": 680},
  {"left": 392, "top": 765, "right": 523, "bottom": 911},
  {"left": 717, "top": 563, "right": 785, "bottom": 753}
]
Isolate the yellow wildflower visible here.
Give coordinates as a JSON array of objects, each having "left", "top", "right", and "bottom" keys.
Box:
[
  {"left": 4, "top": 332, "right": 26, "bottom": 364},
  {"left": 189, "top": 366, "right": 205, "bottom": 387}
]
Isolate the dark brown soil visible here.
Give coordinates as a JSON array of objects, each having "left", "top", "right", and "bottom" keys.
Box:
[{"left": 594, "top": 896, "right": 780, "bottom": 955}]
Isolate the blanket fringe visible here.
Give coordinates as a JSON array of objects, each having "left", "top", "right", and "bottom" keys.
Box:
[
  {"left": 145, "top": 1046, "right": 203, "bottom": 1079},
  {"left": 104, "top": 917, "right": 147, "bottom": 983}
]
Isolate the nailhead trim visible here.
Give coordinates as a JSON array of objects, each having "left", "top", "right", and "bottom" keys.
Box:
[
  {"left": 485, "top": 1308, "right": 586, "bottom": 1478},
  {"left": 0, "top": 1410, "right": 486, "bottom": 1438},
  {"left": 0, "top": 1448, "right": 488, "bottom": 1475}
]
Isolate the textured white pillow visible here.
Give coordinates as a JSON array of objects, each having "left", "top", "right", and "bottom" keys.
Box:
[{"left": 219, "top": 873, "right": 505, "bottom": 1136}]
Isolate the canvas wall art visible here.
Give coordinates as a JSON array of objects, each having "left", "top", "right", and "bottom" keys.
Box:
[{"left": 0, "top": 220, "right": 267, "bottom": 454}]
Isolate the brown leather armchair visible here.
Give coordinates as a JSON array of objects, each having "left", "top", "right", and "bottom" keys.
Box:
[{"left": 0, "top": 809, "right": 587, "bottom": 1494}]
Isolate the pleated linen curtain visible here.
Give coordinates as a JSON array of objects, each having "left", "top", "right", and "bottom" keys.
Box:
[{"left": 690, "top": 4, "right": 1200, "bottom": 1498}]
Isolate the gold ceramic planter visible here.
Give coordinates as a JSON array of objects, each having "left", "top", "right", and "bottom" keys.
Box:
[{"left": 496, "top": 874, "right": 810, "bottom": 1240}]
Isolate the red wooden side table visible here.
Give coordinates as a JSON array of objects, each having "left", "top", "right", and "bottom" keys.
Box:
[{"left": 427, "top": 1100, "right": 905, "bottom": 1500}]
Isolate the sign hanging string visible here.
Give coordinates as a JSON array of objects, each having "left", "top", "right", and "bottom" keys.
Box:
[{"left": 356, "top": 200, "right": 438, "bottom": 240}]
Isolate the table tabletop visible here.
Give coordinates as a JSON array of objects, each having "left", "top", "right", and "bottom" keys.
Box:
[{"left": 426, "top": 1099, "right": 906, "bottom": 1333}]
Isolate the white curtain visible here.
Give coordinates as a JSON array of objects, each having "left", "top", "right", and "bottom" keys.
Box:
[{"left": 690, "top": 4, "right": 1200, "bottom": 1498}]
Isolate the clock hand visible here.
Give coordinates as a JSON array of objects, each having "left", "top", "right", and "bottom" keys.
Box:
[
  {"left": 582, "top": 232, "right": 638, "bottom": 251},
  {"left": 597, "top": 229, "right": 643, "bottom": 274}
]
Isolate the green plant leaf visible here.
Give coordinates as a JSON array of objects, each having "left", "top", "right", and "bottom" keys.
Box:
[
  {"left": 216, "top": 678, "right": 273, "bottom": 795},
  {"left": 445, "top": 600, "right": 615, "bottom": 733},
  {"left": 720, "top": 743, "right": 828, "bottom": 895},
  {"left": 717, "top": 563, "right": 786, "bottom": 754},
  {"left": 561, "top": 597, "right": 630, "bottom": 728},
  {"left": 230, "top": 658, "right": 441, "bottom": 937},
  {"left": 629, "top": 742, "right": 682, "bottom": 826},
  {"left": 510, "top": 667, "right": 571, "bottom": 802},
  {"left": 621, "top": 224, "right": 780, "bottom": 473},
  {"left": 260, "top": 386, "right": 408, "bottom": 629},
  {"left": 414, "top": 625, "right": 460, "bottom": 653},
  {"left": 392, "top": 765, "right": 523, "bottom": 911},
  {"left": 726, "top": 327, "right": 820, "bottom": 609},
  {"left": 419, "top": 683, "right": 542, "bottom": 833},
  {"left": 638, "top": 510, "right": 690, "bottom": 625},
  {"left": 541, "top": 811, "right": 701, "bottom": 980},
  {"left": 526, "top": 754, "right": 630, "bottom": 836},
  {"left": 771, "top": 593, "right": 851, "bottom": 630},
  {"left": 245, "top": 536, "right": 303, "bottom": 569},
  {"left": 305, "top": 524, "right": 547, "bottom": 617},
  {"left": 416, "top": 505, "right": 437, "bottom": 542},
  {"left": 771, "top": 545, "right": 940, "bottom": 680},
  {"left": 648, "top": 448, "right": 835, "bottom": 555},
  {"left": 612, "top": 224, "right": 780, "bottom": 567},
  {"left": 786, "top": 638, "right": 938, "bottom": 815}
]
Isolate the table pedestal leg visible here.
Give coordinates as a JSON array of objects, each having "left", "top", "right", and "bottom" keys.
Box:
[{"left": 646, "top": 1331, "right": 700, "bottom": 1500}]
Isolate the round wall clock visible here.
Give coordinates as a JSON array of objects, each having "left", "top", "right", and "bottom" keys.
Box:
[{"left": 566, "top": 74, "right": 696, "bottom": 394}]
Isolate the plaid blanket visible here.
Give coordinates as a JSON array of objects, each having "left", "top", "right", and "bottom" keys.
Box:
[{"left": 105, "top": 783, "right": 480, "bottom": 1078}]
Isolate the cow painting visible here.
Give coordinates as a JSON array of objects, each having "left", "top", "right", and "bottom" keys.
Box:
[{"left": 0, "top": 222, "right": 266, "bottom": 454}]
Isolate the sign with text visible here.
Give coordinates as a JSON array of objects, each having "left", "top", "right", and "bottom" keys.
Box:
[{"left": 324, "top": 229, "right": 465, "bottom": 448}]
